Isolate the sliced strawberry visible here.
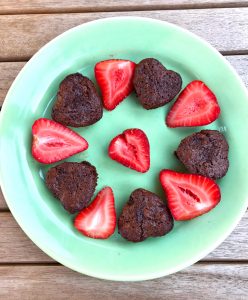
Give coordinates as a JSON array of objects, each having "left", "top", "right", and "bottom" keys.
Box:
[
  {"left": 74, "top": 187, "right": 116, "bottom": 239},
  {"left": 166, "top": 80, "right": 221, "bottom": 127},
  {"left": 108, "top": 128, "right": 150, "bottom": 173},
  {"left": 159, "top": 169, "right": 221, "bottom": 221},
  {"left": 95, "top": 59, "right": 136, "bottom": 111},
  {"left": 32, "top": 118, "right": 88, "bottom": 164}
]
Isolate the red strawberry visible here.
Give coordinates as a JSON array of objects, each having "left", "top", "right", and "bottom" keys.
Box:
[
  {"left": 32, "top": 118, "right": 88, "bottom": 164},
  {"left": 74, "top": 187, "right": 116, "bottom": 239},
  {"left": 95, "top": 59, "right": 136, "bottom": 110},
  {"left": 159, "top": 169, "right": 221, "bottom": 221},
  {"left": 108, "top": 128, "right": 150, "bottom": 173},
  {"left": 166, "top": 80, "right": 221, "bottom": 127}
]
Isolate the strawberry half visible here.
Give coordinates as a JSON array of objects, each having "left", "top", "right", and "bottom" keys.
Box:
[
  {"left": 166, "top": 80, "right": 221, "bottom": 127},
  {"left": 108, "top": 128, "right": 150, "bottom": 173},
  {"left": 160, "top": 169, "right": 221, "bottom": 221},
  {"left": 95, "top": 59, "right": 136, "bottom": 110},
  {"left": 32, "top": 118, "right": 88, "bottom": 164},
  {"left": 74, "top": 187, "right": 116, "bottom": 239}
]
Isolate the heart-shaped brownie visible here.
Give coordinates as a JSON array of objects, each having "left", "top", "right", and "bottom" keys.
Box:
[
  {"left": 175, "top": 130, "right": 229, "bottom": 179},
  {"left": 52, "top": 73, "right": 103, "bottom": 127},
  {"left": 133, "top": 58, "right": 182, "bottom": 109},
  {"left": 118, "top": 188, "right": 173, "bottom": 242},
  {"left": 46, "top": 161, "right": 98, "bottom": 214}
]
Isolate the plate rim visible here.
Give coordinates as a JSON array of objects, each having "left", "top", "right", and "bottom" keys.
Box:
[{"left": 1, "top": 16, "right": 248, "bottom": 281}]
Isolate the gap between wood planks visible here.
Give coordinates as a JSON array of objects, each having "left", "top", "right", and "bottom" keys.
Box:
[
  {"left": 0, "top": 3, "right": 248, "bottom": 15},
  {"left": 0, "top": 51, "right": 248, "bottom": 63},
  {"left": 0, "top": 261, "right": 247, "bottom": 266}
]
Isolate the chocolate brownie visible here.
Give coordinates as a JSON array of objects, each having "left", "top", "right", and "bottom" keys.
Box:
[
  {"left": 52, "top": 73, "right": 103, "bottom": 127},
  {"left": 133, "top": 58, "right": 182, "bottom": 109},
  {"left": 46, "top": 161, "right": 98, "bottom": 214},
  {"left": 118, "top": 188, "right": 173, "bottom": 242},
  {"left": 175, "top": 130, "right": 229, "bottom": 180}
]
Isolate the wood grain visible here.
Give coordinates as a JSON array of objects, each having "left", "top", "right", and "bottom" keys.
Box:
[
  {"left": 0, "top": 0, "right": 248, "bottom": 14},
  {"left": 0, "top": 55, "right": 247, "bottom": 106},
  {"left": 0, "top": 264, "right": 247, "bottom": 299},
  {"left": 0, "top": 213, "right": 52, "bottom": 262},
  {"left": 0, "top": 210, "right": 247, "bottom": 263},
  {"left": 0, "top": 189, "right": 7, "bottom": 210},
  {"left": 0, "top": 62, "right": 25, "bottom": 106},
  {"left": 0, "top": 1, "right": 247, "bottom": 295},
  {"left": 0, "top": 8, "right": 247, "bottom": 60},
  {"left": 226, "top": 55, "right": 248, "bottom": 87},
  {"left": 206, "top": 210, "right": 248, "bottom": 260}
]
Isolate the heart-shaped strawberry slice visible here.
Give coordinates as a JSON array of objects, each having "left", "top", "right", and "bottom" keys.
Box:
[
  {"left": 160, "top": 169, "right": 221, "bottom": 221},
  {"left": 166, "top": 80, "right": 221, "bottom": 127},
  {"left": 95, "top": 59, "right": 136, "bottom": 111},
  {"left": 108, "top": 128, "right": 150, "bottom": 173},
  {"left": 74, "top": 187, "right": 116, "bottom": 239},
  {"left": 32, "top": 118, "right": 88, "bottom": 164},
  {"left": 118, "top": 188, "right": 174, "bottom": 242}
]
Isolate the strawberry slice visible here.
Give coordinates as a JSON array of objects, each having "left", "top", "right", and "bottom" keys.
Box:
[
  {"left": 108, "top": 128, "right": 150, "bottom": 173},
  {"left": 166, "top": 80, "right": 221, "bottom": 127},
  {"left": 74, "top": 187, "right": 116, "bottom": 239},
  {"left": 159, "top": 169, "right": 221, "bottom": 221},
  {"left": 32, "top": 118, "right": 88, "bottom": 164},
  {"left": 95, "top": 59, "right": 136, "bottom": 110}
]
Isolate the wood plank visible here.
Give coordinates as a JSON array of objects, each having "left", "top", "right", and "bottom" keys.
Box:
[
  {"left": 0, "top": 62, "right": 25, "bottom": 106},
  {"left": 0, "top": 210, "right": 247, "bottom": 263},
  {"left": 206, "top": 210, "right": 248, "bottom": 260},
  {"left": 0, "top": 264, "right": 247, "bottom": 299},
  {"left": 0, "top": 1, "right": 248, "bottom": 14},
  {"left": 0, "top": 8, "right": 247, "bottom": 60},
  {"left": 0, "top": 189, "right": 7, "bottom": 210},
  {"left": 0, "top": 55, "right": 247, "bottom": 107},
  {"left": 226, "top": 55, "right": 248, "bottom": 87},
  {"left": 0, "top": 213, "right": 53, "bottom": 262}
]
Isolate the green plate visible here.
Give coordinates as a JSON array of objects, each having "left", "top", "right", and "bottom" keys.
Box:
[{"left": 0, "top": 17, "right": 248, "bottom": 281}]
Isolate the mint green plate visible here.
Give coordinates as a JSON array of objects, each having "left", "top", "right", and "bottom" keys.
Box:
[{"left": 0, "top": 17, "right": 248, "bottom": 281}]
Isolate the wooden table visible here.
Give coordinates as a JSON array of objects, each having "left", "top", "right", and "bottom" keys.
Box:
[{"left": 0, "top": 1, "right": 248, "bottom": 299}]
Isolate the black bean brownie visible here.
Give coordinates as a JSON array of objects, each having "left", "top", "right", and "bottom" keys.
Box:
[
  {"left": 118, "top": 188, "right": 174, "bottom": 242},
  {"left": 133, "top": 58, "right": 182, "bottom": 109},
  {"left": 46, "top": 161, "right": 98, "bottom": 214},
  {"left": 175, "top": 130, "right": 229, "bottom": 180},
  {"left": 52, "top": 73, "right": 103, "bottom": 127}
]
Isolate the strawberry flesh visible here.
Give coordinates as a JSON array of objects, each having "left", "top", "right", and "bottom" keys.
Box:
[
  {"left": 95, "top": 59, "right": 136, "bottom": 111},
  {"left": 108, "top": 128, "right": 150, "bottom": 173},
  {"left": 166, "top": 80, "right": 221, "bottom": 127},
  {"left": 160, "top": 169, "right": 221, "bottom": 220},
  {"left": 74, "top": 187, "right": 116, "bottom": 239},
  {"left": 32, "top": 118, "right": 88, "bottom": 164}
]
